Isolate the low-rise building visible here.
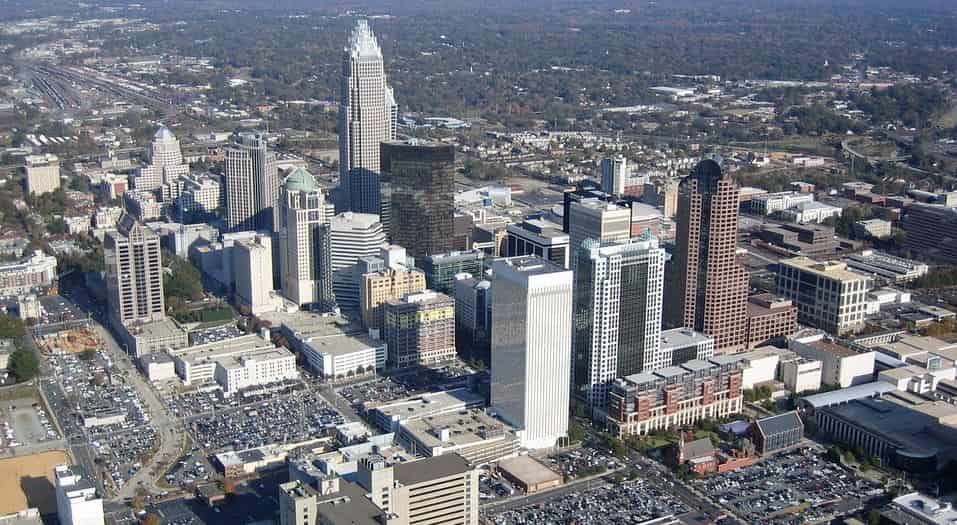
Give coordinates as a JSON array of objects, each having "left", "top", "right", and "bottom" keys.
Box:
[
  {"left": 170, "top": 333, "right": 298, "bottom": 395},
  {"left": 659, "top": 328, "right": 715, "bottom": 367},
  {"left": 780, "top": 201, "right": 842, "bottom": 224},
  {"left": 745, "top": 294, "right": 797, "bottom": 349},
  {"left": 0, "top": 250, "right": 58, "bottom": 295},
  {"left": 371, "top": 388, "right": 486, "bottom": 433},
  {"left": 853, "top": 218, "right": 892, "bottom": 239},
  {"left": 779, "top": 354, "right": 822, "bottom": 393},
  {"left": 606, "top": 357, "right": 744, "bottom": 437},
  {"left": 748, "top": 191, "right": 814, "bottom": 216},
  {"left": 25, "top": 154, "right": 60, "bottom": 196},
  {"left": 790, "top": 332, "right": 874, "bottom": 388},
  {"left": 496, "top": 455, "right": 563, "bottom": 494},
  {"left": 751, "top": 412, "right": 803, "bottom": 455},
  {"left": 138, "top": 352, "right": 176, "bottom": 382},
  {"left": 845, "top": 250, "right": 929, "bottom": 284},
  {"left": 396, "top": 408, "right": 520, "bottom": 466},
  {"left": 883, "top": 492, "right": 957, "bottom": 525}
]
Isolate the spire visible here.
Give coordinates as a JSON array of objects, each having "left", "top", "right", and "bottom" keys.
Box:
[{"left": 348, "top": 19, "right": 382, "bottom": 58}]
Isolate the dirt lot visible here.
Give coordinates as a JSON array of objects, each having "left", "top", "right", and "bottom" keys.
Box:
[{"left": 0, "top": 450, "right": 72, "bottom": 515}]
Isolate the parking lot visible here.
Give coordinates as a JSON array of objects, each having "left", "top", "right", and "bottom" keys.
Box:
[
  {"left": 546, "top": 447, "right": 624, "bottom": 480},
  {"left": 692, "top": 448, "right": 885, "bottom": 524},
  {"left": 1, "top": 400, "right": 58, "bottom": 448},
  {"left": 188, "top": 325, "right": 243, "bottom": 346},
  {"left": 165, "top": 380, "right": 306, "bottom": 418},
  {"left": 48, "top": 351, "right": 158, "bottom": 491},
  {"left": 187, "top": 388, "right": 345, "bottom": 453},
  {"left": 337, "top": 363, "right": 479, "bottom": 410},
  {"left": 485, "top": 478, "right": 690, "bottom": 524}
]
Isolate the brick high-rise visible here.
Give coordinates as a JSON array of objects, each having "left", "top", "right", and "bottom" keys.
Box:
[{"left": 665, "top": 159, "right": 749, "bottom": 354}]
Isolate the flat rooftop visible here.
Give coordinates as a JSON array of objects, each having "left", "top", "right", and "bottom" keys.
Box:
[
  {"left": 126, "top": 317, "right": 185, "bottom": 340},
  {"left": 801, "top": 381, "right": 896, "bottom": 409},
  {"left": 400, "top": 409, "right": 514, "bottom": 450},
  {"left": 170, "top": 333, "right": 274, "bottom": 366},
  {"left": 217, "top": 346, "right": 293, "bottom": 370},
  {"left": 807, "top": 339, "right": 858, "bottom": 358},
  {"left": 660, "top": 328, "right": 711, "bottom": 350},
  {"left": 497, "top": 455, "right": 562, "bottom": 486},
  {"left": 781, "top": 256, "right": 869, "bottom": 282},
  {"left": 374, "top": 388, "right": 485, "bottom": 419},
  {"left": 393, "top": 453, "right": 470, "bottom": 485}
]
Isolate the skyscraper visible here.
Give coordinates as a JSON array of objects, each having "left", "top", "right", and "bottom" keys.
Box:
[
  {"left": 134, "top": 127, "right": 189, "bottom": 202},
  {"left": 383, "top": 290, "right": 457, "bottom": 368},
  {"left": 234, "top": 234, "right": 278, "bottom": 316},
  {"left": 665, "top": 158, "right": 749, "bottom": 354},
  {"left": 105, "top": 214, "right": 165, "bottom": 326},
  {"left": 573, "top": 236, "right": 666, "bottom": 415},
  {"left": 381, "top": 140, "right": 455, "bottom": 258},
  {"left": 339, "top": 19, "right": 398, "bottom": 214},
  {"left": 600, "top": 156, "right": 627, "bottom": 195},
  {"left": 491, "top": 256, "right": 573, "bottom": 450},
  {"left": 225, "top": 131, "right": 280, "bottom": 232},
  {"left": 279, "top": 167, "right": 336, "bottom": 310},
  {"left": 567, "top": 198, "right": 632, "bottom": 269},
  {"left": 327, "top": 212, "right": 387, "bottom": 310}
]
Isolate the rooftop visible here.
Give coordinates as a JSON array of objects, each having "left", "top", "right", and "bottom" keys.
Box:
[
  {"left": 800, "top": 381, "right": 896, "bottom": 409},
  {"left": 660, "top": 328, "right": 712, "bottom": 350},
  {"left": 754, "top": 411, "right": 803, "bottom": 437},
  {"left": 399, "top": 408, "right": 514, "bottom": 450},
  {"left": 170, "top": 333, "right": 275, "bottom": 366},
  {"left": 497, "top": 455, "right": 562, "bottom": 486},
  {"left": 780, "top": 256, "right": 869, "bottom": 282},
  {"left": 374, "top": 388, "right": 485, "bottom": 420},
  {"left": 393, "top": 453, "right": 470, "bottom": 485}
]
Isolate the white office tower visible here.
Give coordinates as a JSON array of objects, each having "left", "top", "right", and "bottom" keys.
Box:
[
  {"left": 225, "top": 131, "right": 280, "bottom": 232},
  {"left": 601, "top": 156, "right": 628, "bottom": 195},
  {"left": 234, "top": 233, "right": 279, "bottom": 315},
  {"left": 24, "top": 153, "right": 61, "bottom": 195},
  {"left": 134, "top": 127, "right": 189, "bottom": 201},
  {"left": 328, "top": 212, "right": 386, "bottom": 310},
  {"left": 573, "top": 236, "right": 666, "bottom": 416},
  {"left": 279, "top": 167, "right": 336, "bottom": 308},
  {"left": 491, "top": 256, "right": 573, "bottom": 450},
  {"left": 339, "top": 19, "right": 398, "bottom": 214},
  {"left": 55, "top": 465, "right": 104, "bottom": 525},
  {"left": 105, "top": 215, "right": 165, "bottom": 326}
]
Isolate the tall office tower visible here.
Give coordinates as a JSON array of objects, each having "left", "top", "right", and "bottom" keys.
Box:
[
  {"left": 601, "top": 156, "right": 628, "bottom": 195},
  {"left": 104, "top": 215, "right": 165, "bottom": 326},
  {"left": 279, "top": 168, "right": 336, "bottom": 309},
  {"left": 234, "top": 234, "right": 278, "bottom": 315},
  {"left": 383, "top": 290, "right": 456, "bottom": 368},
  {"left": 506, "top": 218, "right": 571, "bottom": 269},
  {"left": 55, "top": 465, "right": 104, "bottom": 525},
  {"left": 339, "top": 19, "right": 398, "bottom": 214},
  {"left": 491, "top": 256, "right": 573, "bottom": 450},
  {"left": 567, "top": 198, "right": 632, "bottom": 269},
  {"left": 573, "top": 236, "right": 666, "bottom": 415},
  {"left": 454, "top": 275, "right": 492, "bottom": 363},
  {"left": 24, "top": 153, "right": 61, "bottom": 195},
  {"left": 225, "top": 131, "right": 280, "bottom": 232},
  {"left": 665, "top": 158, "right": 749, "bottom": 354},
  {"left": 381, "top": 140, "right": 455, "bottom": 258},
  {"left": 327, "top": 212, "right": 386, "bottom": 310}
]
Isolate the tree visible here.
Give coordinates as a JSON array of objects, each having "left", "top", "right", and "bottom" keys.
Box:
[
  {"left": 567, "top": 420, "right": 586, "bottom": 444},
  {"left": 163, "top": 251, "right": 204, "bottom": 303},
  {"left": 9, "top": 349, "right": 38, "bottom": 382},
  {"left": 0, "top": 315, "right": 26, "bottom": 339},
  {"left": 79, "top": 348, "right": 97, "bottom": 361}
]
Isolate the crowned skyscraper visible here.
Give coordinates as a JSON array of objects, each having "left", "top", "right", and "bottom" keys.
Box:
[{"left": 339, "top": 19, "right": 398, "bottom": 214}]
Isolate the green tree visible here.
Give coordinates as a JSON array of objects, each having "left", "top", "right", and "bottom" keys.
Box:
[{"left": 9, "top": 349, "right": 38, "bottom": 382}]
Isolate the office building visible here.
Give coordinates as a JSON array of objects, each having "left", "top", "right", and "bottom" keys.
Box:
[
  {"left": 0, "top": 250, "right": 57, "bottom": 296},
  {"left": 779, "top": 352, "right": 823, "bottom": 393},
  {"left": 419, "top": 250, "right": 485, "bottom": 295},
  {"left": 134, "top": 127, "right": 190, "bottom": 201},
  {"left": 601, "top": 156, "right": 628, "bottom": 195},
  {"left": 278, "top": 167, "right": 336, "bottom": 309},
  {"left": 567, "top": 198, "right": 631, "bottom": 269},
  {"left": 904, "top": 204, "right": 957, "bottom": 264},
  {"left": 123, "top": 190, "right": 162, "bottom": 222},
  {"left": 178, "top": 173, "right": 223, "bottom": 216},
  {"left": 328, "top": 212, "right": 386, "bottom": 310},
  {"left": 665, "top": 158, "right": 749, "bottom": 354},
  {"left": 790, "top": 332, "right": 875, "bottom": 388},
  {"left": 396, "top": 409, "right": 520, "bottom": 466},
  {"left": 745, "top": 293, "right": 798, "bottom": 349},
  {"left": 24, "top": 153, "right": 60, "bottom": 195},
  {"left": 382, "top": 140, "right": 455, "bottom": 258},
  {"left": 758, "top": 223, "right": 841, "bottom": 256},
  {"left": 454, "top": 276, "right": 492, "bottom": 363},
  {"left": 780, "top": 201, "right": 842, "bottom": 224},
  {"left": 54, "top": 465, "right": 104, "bottom": 525},
  {"left": 751, "top": 412, "right": 803, "bottom": 455},
  {"left": 505, "top": 218, "right": 570, "bottom": 269},
  {"left": 93, "top": 206, "right": 124, "bottom": 229},
  {"left": 360, "top": 266, "right": 426, "bottom": 332},
  {"left": 339, "top": 20, "right": 398, "bottom": 214},
  {"left": 170, "top": 333, "right": 298, "bottom": 395},
  {"left": 105, "top": 215, "right": 165, "bottom": 326},
  {"left": 660, "top": 328, "right": 715, "bottom": 367},
  {"left": 606, "top": 357, "right": 744, "bottom": 437},
  {"left": 371, "top": 389, "right": 487, "bottom": 433},
  {"left": 643, "top": 178, "right": 680, "bottom": 218},
  {"left": 747, "top": 191, "right": 814, "bottom": 215},
  {"left": 572, "top": 237, "right": 666, "bottom": 415},
  {"left": 383, "top": 291, "right": 456, "bottom": 368},
  {"left": 225, "top": 131, "right": 279, "bottom": 232},
  {"left": 491, "top": 256, "right": 573, "bottom": 449},
  {"left": 272, "top": 310, "right": 386, "bottom": 380},
  {"left": 234, "top": 234, "right": 282, "bottom": 315},
  {"left": 845, "top": 250, "right": 929, "bottom": 284},
  {"left": 776, "top": 256, "right": 871, "bottom": 335}
]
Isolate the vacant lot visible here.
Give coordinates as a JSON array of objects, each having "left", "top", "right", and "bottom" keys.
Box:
[{"left": 0, "top": 450, "right": 71, "bottom": 515}]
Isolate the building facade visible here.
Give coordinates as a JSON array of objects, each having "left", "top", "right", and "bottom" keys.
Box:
[
  {"left": 225, "top": 131, "right": 280, "bottom": 232},
  {"left": 383, "top": 291, "right": 456, "bottom": 368},
  {"left": 572, "top": 237, "right": 666, "bottom": 415},
  {"left": 105, "top": 215, "right": 165, "bottom": 326},
  {"left": 382, "top": 140, "right": 455, "bottom": 258},
  {"left": 278, "top": 168, "right": 336, "bottom": 309},
  {"left": 339, "top": 20, "right": 398, "bottom": 214},
  {"left": 665, "top": 158, "right": 749, "bottom": 354},
  {"left": 776, "top": 257, "right": 870, "bottom": 335},
  {"left": 25, "top": 153, "right": 60, "bottom": 195},
  {"left": 54, "top": 465, "right": 104, "bottom": 525},
  {"left": 505, "top": 219, "right": 570, "bottom": 269},
  {"left": 327, "top": 212, "right": 386, "bottom": 310},
  {"left": 419, "top": 250, "right": 486, "bottom": 295},
  {"left": 234, "top": 234, "right": 279, "bottom": 315},
  {"left": 601, "top": 156, "right": 628, "bottom": 195},
  {"left": 0, "top": 250, "right": 57, "bottom": 295},
  {"left": 567, "top": 199, "right": 632, "bottom": 270},
  {"left": 360, "top": 268, "right": 427, "bottom": 331},
  {"left": 491, "top": 256, "right": 573, "bottom": 449}
]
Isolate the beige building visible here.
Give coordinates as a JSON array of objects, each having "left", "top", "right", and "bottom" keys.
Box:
[
  {"left": 234, "top": 234, "right": 281, "bottom": 315},
  {"left": 25, "top": 154, "right": 60, "bottom": 195},
  {"left": 567, "top": 198, "right": 631, "bottom": 269},
  {"left": 360, "top": 268, "right": 426, "bottom": 332},
  {"left": 776, "top": 256, "right": 871, "bottom": 335},
  {"left": 105, "top": 215, "right": 165, "bottom": 326}
]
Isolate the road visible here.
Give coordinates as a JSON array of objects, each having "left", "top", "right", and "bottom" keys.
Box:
[{"left": 90, "top": 323, "right": 188, "bottom": 500}]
